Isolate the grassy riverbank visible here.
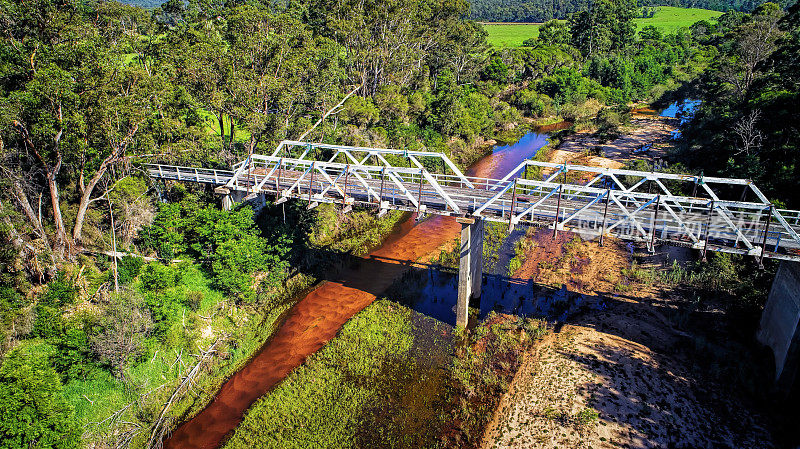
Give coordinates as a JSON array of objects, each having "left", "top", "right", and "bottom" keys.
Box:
[{"left": 223, "top": 299, "right": 548, "bottom": 449}]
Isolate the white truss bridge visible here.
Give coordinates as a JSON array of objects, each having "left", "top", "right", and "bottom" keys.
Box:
[{"left": 145, "top": 140, "right": 800, "bottom": 263}]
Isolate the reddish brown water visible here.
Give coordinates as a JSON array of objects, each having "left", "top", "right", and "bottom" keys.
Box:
[{"left": 163, "top": 127, "right": 566, "bottom": 449}]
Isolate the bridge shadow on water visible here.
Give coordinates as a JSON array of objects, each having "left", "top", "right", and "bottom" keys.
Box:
[
  {"left": 313, "top": 249, "right": 593, "bottom": 327},
  {"left": 308, "top": 246, "right": 784, "bottom": 447}
]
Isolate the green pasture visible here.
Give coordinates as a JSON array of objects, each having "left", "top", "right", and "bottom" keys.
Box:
[
  {"left": 481, "top": 22, "right": 544, "bottom": 47},
  {"left": 633, "top": 6, "right": 722, "bottom": 34},
  {"left": 482, "top": 6, "right": 723, "bottom": 47}
]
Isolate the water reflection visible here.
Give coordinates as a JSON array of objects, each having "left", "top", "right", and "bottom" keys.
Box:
[{"left": 661, "top": 99, "right": 701, "bottom": 139}]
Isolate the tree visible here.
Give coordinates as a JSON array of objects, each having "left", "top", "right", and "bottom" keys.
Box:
[
  {"left": 537, "top": 20, "right": 571, "bottom": 45},
  {"left": 716, "top": 3, "right": 784, "bottom": 97},
  {"left": 0, "top": 343, "right": 81, "bottom": 449},
  {"left": 568, "top": 0, "right": 636, "bottom": 56},
  {"left": 0, "top": 0, "right": 187, "bottom": 259},
  {"left": 639, "top": 25, "right": 662, "bottom": 41},
  {"left": 732, "top": 109, "right": 763, "bottom": 156}
]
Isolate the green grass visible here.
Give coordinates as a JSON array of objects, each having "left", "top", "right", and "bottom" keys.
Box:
[
  {"left": 482, "top": 22, "right": 544, "bottom": 47},
  {"left": 222, "top": 300, "right": 454, "bottom": 449},
  {"left": 222, "top": 295, "right": 550, "bottom": 448},
  {"left": 634, "top": 6, "right": 722, "bottom": 34},
  {"left": 197, "top": 108, "right": 252, "bottom": 143},
  {"left": 482, "top": 7, "right": 723, "bottom": 47}
]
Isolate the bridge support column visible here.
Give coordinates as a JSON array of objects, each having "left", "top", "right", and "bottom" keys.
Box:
[
  {"left": 221, "top": 194, "right": 234, "bottom": 211},
  {"left": 758, "top": 260, "right": 800, "bottom": 393},
  {"left": 216, "top": 187, "right": 245, "bottom": 211},
  {"left": 456, "top": 218, "right": 484, "bottom": 328}
]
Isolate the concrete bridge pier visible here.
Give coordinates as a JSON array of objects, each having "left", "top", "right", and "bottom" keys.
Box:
[
  {"left": 215, "top": 187, "right": 246, "bottom": 211},
  {"left": 456, "top": 218, "right": 484, "bottom": 328},
  {"left": 758, "top": 260, "right": 800, "bottom": 393}
]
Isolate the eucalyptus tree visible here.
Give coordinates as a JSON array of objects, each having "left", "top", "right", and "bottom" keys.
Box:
[
  {"left": 568, "top": 0, "right": 636, "bottom": 56},
  {"left": 307, "top": 0, "right": 481, "bottom": 96},
  {"left": 222, "top": 6, "right": 345, "bottom": 155},
  {"left": 0, "top": 0, "right": 195, "bottom": 259}
]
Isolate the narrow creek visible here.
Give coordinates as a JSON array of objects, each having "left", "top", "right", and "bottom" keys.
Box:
[{"left": 163, "top": 125, "right": 566, "bottom": 449}]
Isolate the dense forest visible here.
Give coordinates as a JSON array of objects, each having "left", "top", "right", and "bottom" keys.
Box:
[
  {"left": 1, "top": 0, "right": 799, "bottom": 447},
  {"left": 119, "top": 0, "right": 794, "bottom": 19},
  {"left": 469, "top": 0, "right": 795, "bottom": 22}
]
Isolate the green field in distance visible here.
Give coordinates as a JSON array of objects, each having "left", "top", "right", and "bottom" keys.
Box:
[{"left": 482, "top": 6, "right": 724, "bottom": 47}]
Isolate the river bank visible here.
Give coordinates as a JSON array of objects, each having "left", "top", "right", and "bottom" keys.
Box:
[{"left": 482, "top": 102, "right": 779, "bottom": 448}]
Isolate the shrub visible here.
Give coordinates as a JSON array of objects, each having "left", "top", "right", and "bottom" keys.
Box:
[
  {"left": 483, "top": 57, "right": 510, "bottom": 82},
  {"left": 32, "top": 305, "right": 63, "bottom": 340},
  {"left": 0, "top": 286, "right": 29, "bottom": 327},
  {"left": 138, "top": 202, "right": 186, "bottom": 259},
  {"left": 185, "top": 290, "right": 204, "bottom": 311},
  {"left": 575, "top": 407, "right": 599, "bottom": 426},
  {"left": 212, "top": 234, "right": 272, "bottom": 302},
  {"left": 51, "top": 327, "right": 97, "bottom": 382},
  {"left": 40, "top": 272, "right": 77, "bottom": 307},
  {"left": 511, "top": 89, "right": 547, "bottom": 116},
  {"left": 139, "top": 262, "right": 178, "bottom": 292},
  {"left": 117, "top": 255, "right": 144, "bottom": 285},
  {"left": 0, "top": 343, "right": 81, "bottom": 449},
  {"left": 91, "top": 291, "right": 152, "bottom": 375}
]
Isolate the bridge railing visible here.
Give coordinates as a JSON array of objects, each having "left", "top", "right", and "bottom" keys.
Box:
[{"left": 144, "top": 164, "right": 234, "bottom": 185}]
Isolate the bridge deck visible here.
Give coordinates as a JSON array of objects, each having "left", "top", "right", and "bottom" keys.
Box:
[{"left": 146, "top": 153, "right": 800, "bottom": 262}]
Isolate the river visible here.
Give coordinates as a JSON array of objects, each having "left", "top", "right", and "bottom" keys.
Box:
[{"left": 163, "top": 125, "right": 565, "bottom": 449}]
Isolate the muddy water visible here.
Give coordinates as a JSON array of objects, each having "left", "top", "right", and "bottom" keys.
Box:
[{"left": 163, "top": 128, "right": 562, "bottom": 449}]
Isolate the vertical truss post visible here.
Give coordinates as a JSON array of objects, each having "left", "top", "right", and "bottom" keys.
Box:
[
  {"left": 760, "top": 204, "right": 774, "bottom": 268},
  {"left": 509, "top": 178, "right": 518, "bottom": 231},
  {"left": 416, "top": 169, "right": 424, "bottom": 214},
  {"left": 553, "top": 185, "right": 563, "bottom": 238},
  {"left": 308, "top": 161, "right": 315, "bottom": 204},
  {"left": 377, "top": 167, "right": 386, "bottom": 210},
  {"left": 702, "top": 200, "right": 715, "bottom": 261},
  {"left": 342, "top": 164, "right": 350, "bottom": 205},
  {"left": 650, "top": 195, "right": 661, "bottom": 252},
  {"left": 247, "top": 157, "right": 253, "bottom": 193},
  {"left": 600, "top": 189, "right": 611, "bottom": 247},
  {"left": 275, "top": 158, "right": 283, "bottom": 199}
]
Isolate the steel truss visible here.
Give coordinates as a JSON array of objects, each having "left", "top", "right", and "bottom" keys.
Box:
[{"left": 145, "top": 141, "right": 800, "bottom": 262}]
